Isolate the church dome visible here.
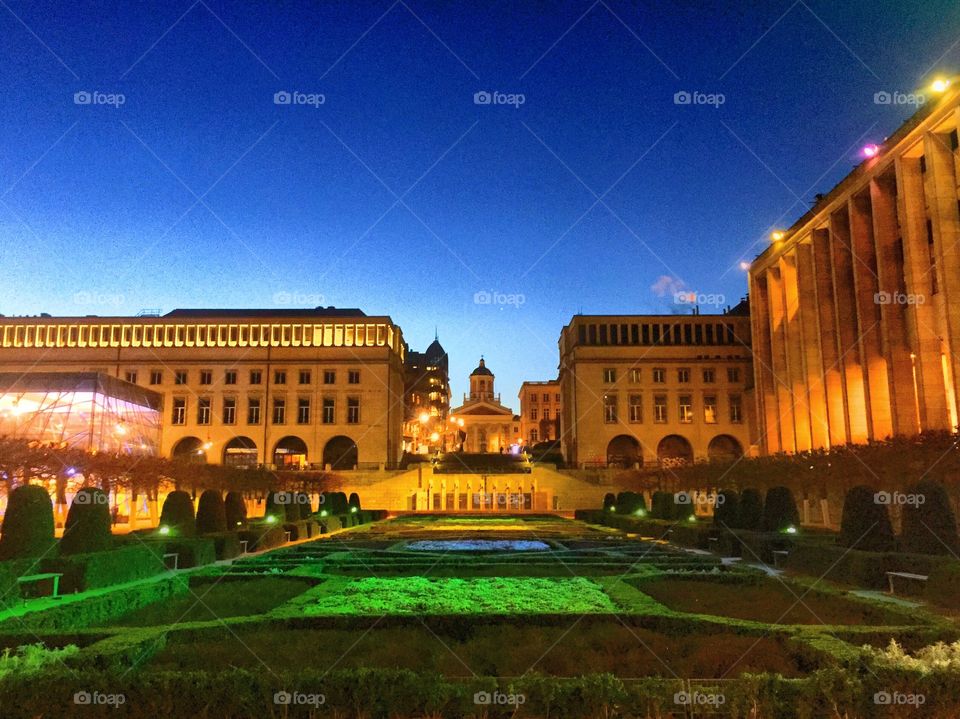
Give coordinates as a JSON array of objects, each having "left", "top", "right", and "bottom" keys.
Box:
[{"left": 470, "top": 358, "right": 493, "bottom": 376}]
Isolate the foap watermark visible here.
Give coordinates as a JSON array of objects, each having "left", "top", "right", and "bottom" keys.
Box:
[
  {"left": 274, "top": 690, "right": 325, "bottom": 707},
  {"left": 874, "top": 90, "right": 926, "bottom": 107},
  {"left": 874, "top": 290, "right": 925, "bottom": 306},
  {"left": 73, "top": 690, "right": 126, "bottom": 707},
  {"left": 674, "top": 690, "right": 725, "bottom": 707},
  {"left": 474, "top": 690, "right": 525, "bottom": 706},
  {"left": 875, "top": 491, "right": 925, "bottom": 507},
  {"left": 273, "top": 291, "right": 325, "bottom": 306},
  {"left": 274, "top": 491, "right": 311, "bottom": 506},
  {"left": 474, "top": 290, "right": 526, "bottom": 308},
  {"left": 73, "top": 491, "right": 108, "bottom": 505},
  {"left": 674, "top": 90, "right": 725, "bottom": 108},
  {"left": 74, "top": 90, "right": 125, "bottom": 107},
  {"left": 874, "top": 690, "right": 925, "bottom": 706},
  {"left": 73, "top": 290, "right": 124, "bottom": 307},
  {"left": 675, "top": 491, "right": 725, "bottom": 507},
  {"left": 674, "top": 290, "right": 725, "bottom": 308},
  {"left": 474, "top": 90, "right": 525, "bottom": 108},
  {"left": 274, "top": 90, "right": 325, "bottom": 108}
]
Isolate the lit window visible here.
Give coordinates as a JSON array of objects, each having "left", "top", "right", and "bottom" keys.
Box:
[
  {"left": 347, "top": 397, "right": 360, "bottom": 424},
  {"left": 629, "top": 394, "right": 642, "bottom": 423},
  {"left": 322, "top": 397, "right": 335, "bottom": 424},
  {"left": 729, "top": 394, "right": 743, "bottom": 424},
  {"left": 247, "top": 398, "right": 261, "bottom": 425},
  {"left": 297, "top": 397, "right": 310, "bottom": 424},
  {"left": 602, "top": 368, "right": 616, "bottom": 384},
  {"left": 603, "top": 394, "right": 617, "bottom": 423},
  {"left": 653, "top": 368, "right": 665, "bottom": 384},
  {"left": 629, "top": 369, "right": 641, "bottom": 383},
  {"left": 197, "top": 398, "right": 211, "bottom": 425},
  {"left": 704, "top": 394, "right": 717, "bottom": 423},
  {"left": 653, "top": 395, "right": 667, "bottom": 423},
  {"left": 272, "top": 398, "right": 286, "bottom": 424},
  {"left": 172, "top": 397, "right": 186, "bottom": 425},
  {"left": 223, "top": 397, "right": 236, "bottom": 425},
  {"left": 679, "top": 395, "right": 693, "bottom": 423}
]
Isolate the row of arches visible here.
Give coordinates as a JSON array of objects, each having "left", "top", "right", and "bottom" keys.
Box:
[
  {"left": 606, "top": 434, "right": 743, "bottom": 468},
  {"left": 171, "top": 435, "right": 359, "bottom": 469}
]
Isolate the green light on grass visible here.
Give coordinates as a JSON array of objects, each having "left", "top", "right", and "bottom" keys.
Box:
[
  {"left": 687, "top": 515, "right": 697, "bottom": 523},
  {"left": 265, "top": 515, "right": 277, "bottom": 524},
  {"left": 608, "top": 505, "right": 616, "bottom": 512},
  {"left": 350, "top": 506, "right": 358, "bottom": 513},
  {"left": 783, "top": 525, "right": 798, "bottom": 534},
  {"left": 634, "top": 509, "right": 646, "bottom": 517},
  {"left": 320, "top": 510, "right": 328, "bottom": 517},
  {"left": 158, "top": 525, "right": 170, "bottom": 536}
]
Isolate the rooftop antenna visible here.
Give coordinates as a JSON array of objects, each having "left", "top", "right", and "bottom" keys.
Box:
[{"left": 434, "top": 326, "right": 438, "bottom": 341}]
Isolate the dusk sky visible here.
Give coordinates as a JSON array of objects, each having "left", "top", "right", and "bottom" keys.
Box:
[{"left": 1, "top": 0, "right": 958, "bottom": 403}]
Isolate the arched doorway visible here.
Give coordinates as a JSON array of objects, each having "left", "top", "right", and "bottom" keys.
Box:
[
  {"left": 223, "top": 436, "right": 258, "bottom": 467},
  {"left": 172, "top": 436, "right": 206, "bottom": 463},
  {"left": 708, "top": 434, "right": 743, "bottom": 461},
  {"left": 606, "top": 435, "right": 642, "bottom": 468},
  {"left": 274, "top": 436, "right": 308, "bottom": 469},
  {"left": 657, "top": 434, "right": 693, "bottom": 468},
  {"left": 322, "top": 435, "right": 358, "bottom": 470}
]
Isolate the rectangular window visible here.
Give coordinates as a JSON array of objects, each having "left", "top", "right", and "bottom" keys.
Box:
[
  {"left": 249, "top": 370, "right": 262, "bottom": 385},
  {"left": 150, "top": 370, "right": 162, "bottom": 385},
  {"left": 247, "top": 398, "right": 261, "bottom": 425},
  {"left": 347, "top": 397, "right": 360, "bottom": 424},
  {"left": 530, "top": 393, "right": 538, "bottom": 403},
  {"left": 224, "top": 370, "right": 237, "bottom": 385},
  {"left": 602, "top": 368, "right": 616, "bottom": 384},
  {"left": 542, "top": 392, "right": 549, "bottom": 402},
  {"left": 274, "top": 370, "right": 287, "bottom": 385},
  {"left": 704, "top": 394, "right": 717, "bottom": 423},
  {"left": 174, "top": 370, "right": 188, "bottom": 385},
  {"left": 199, "top": 370, "right": 213, "bottom": 385},
  {"left": 543, "top": 408, "right": 551, "bottom": 420},
  {"left": 530, "top": 408, "right": 538, "bottom": 421},
  {"left": 653, "top": 368, "right": 666, "bottom": 384},
  {"left": 197, "top": 398, "right": 211, "bottom": 425},
  {"left": 323, "top": 370, "right": 336, "bottom": 384},
  {"left": 629, "top": 394, "right": 643, "bottom": 423},
  {"left": 703, "top": 368, "right": 715, "bottom": 383},
  {"left": 678, "top": 368, "right": 690, "bottom": 383},
  {"left": 603, "top": 394, "right": 617, "bottom": 423},
  {"left": 555, "top": 393, "right": 560, "bottom": 402},
  {"left": 297, "top": 397, "right": 310, "bottom": 424},
  {"left": 322, "top": 397, "right": 335, "bottom": 424},
  {"left": 223, "top": 397, "right": 236, "bottom": 425},
  {"left": 299, "top": 370, "right": 311, "bottom": 385},
  {"left": 729, "top": 394, "right": 743, "bottom": 423},
  {"left": 124, "top": 371, "right": 138, "bottom": 384},
  {"left": 272, "top": 398, "right": 286, "bottom": 424},
  {"left": 172, "top": 397, "right": 186, "bottom": 425},
  {"left": 348, "top": 370, "right": 361, "bottom": 384},
  {"left": 530, "top": 429, "right": 538, "bottom": 443},
  {"left": 629, "top": 368, "right": 641, "bottom": 383},
  {"left": 653, "top": 395, "right": 667, "bottom": 423},
  {"left": 679, "top": 394, "right": 693, "bottom": 423},
  {"left": 727, "top": 367, "right": 740, "bottom": 383}
]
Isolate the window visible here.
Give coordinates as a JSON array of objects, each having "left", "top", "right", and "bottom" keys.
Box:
[
  {"left": 299, "top": 370, "right": 311, "bottom": 385},
  {"left": 629, "top": 368, "right": 641, "bottom": 383},
  {"left": 555, "top": 393, "right": 560, "bottom": 402},
  {"left": 172, "top": 397, "right": 186, "bottom": 425},
  {"left": 247, "top": 398, "right": 261, "bottom": 425},
  {"left": 530, "top": 429, "right": 538, "bottom": 443},
  {"left": 174, "top": 370, "right": 188, "bottom": 385},
  {"left": 704, "top": 394, "right": 717, "bottom": 423},
  {"left": 543, "top": 408, "right": 551, "bottom": 420},
  {"left": 249, "top": 370, "right": 262, "bottom": 385},
  {"left": 125, "top": 371, "right": 138, "bottom": 384},
  {"left": 542, "top": 392, "right": 549, "bottom": 402},
  {"left": 197, "top": 398, "right": 211, "bottom": 425},
  {"left": 224, "top": 370, "right": 237, "bottom": 385},
  {"left": 678, "top": 394, "right": 693, "bottom": 423},
  {"left": 703, "top": 368, "right": 715, "bottom": 383},
  {"left": 322, "top": 397, "right": 335, "bottom": 424},
  {"left": 323, "top": 370, "right": 336, "bottom": 384},
  {"left": 629, "top": 394, "right": 643, "bottom": 423},
  {"left": 602, "top": 368, "right": 616, "bottom": 384},
  {"left": 603, "top": 394, "right": 617, "bottom": 423},
  {"left": 530, "top": 408, "right": 538, "bottom": 421},
  {"left": 149, "top": 370, "right": 162, "bottom": 385},
  {"left": 199, "top": 370, "right": 213, "bottom": 385},
  {"left": 530, "top": 393, "right": 538, "bottom": 403},
  {"left": 347, "top": 397, "right": 360, "bottom": 424},
  {"left": 223, "top": 397, "right": 236, "bottom": 424},
  {"left": 729, "top": 394, "right": 743, "bottom": 423},
  {"left": 297, "top": 397, "right": 310, "bottom": 424},
  {"left": 274, "top": 370, "right": 287, "bottom": 385},
  {"left": 348, "top": 370, "right": 361, "bottom": 384},
  {"left": 677, "top": 368, "right": 690, "bottom": 383},
  {"left": 653, "top": 395, "right": 667, "bottom": 423},
  {"left": 272, "top": 398, "right": 286, "bottom": 424},
  {"left": 653, "top": 368, "right": 666, "bottom": 383},
  {"left": 727, "top": 368, "right": 740, "bottom": 383}
]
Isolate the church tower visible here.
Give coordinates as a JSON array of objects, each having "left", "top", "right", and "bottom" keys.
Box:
[{"left": 469, "top": 358, "right": 495, "bottom": 401}]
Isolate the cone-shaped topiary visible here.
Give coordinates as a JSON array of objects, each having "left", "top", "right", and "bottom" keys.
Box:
[
  {"left": 224, "top": 491, "right": 247, "bottom": 529},
  {"left": 60, "top": 488, "right": 112, "bottom": 555},
  {"left": 901, "top": 480, "right": 959, "bottom": 555},
  {"left": 196, "top": 490, "right": 227, "bottom": 534},
  {"left": 298, "top": 493, "right": 313, "bottom": 516},
  {"left": 263, "top": 492, "right": 289, "bottom": 523},
  {"left": 159, "top": 490, "right": 196, "bottom": 536},
  {"left": 761, "top": 486, "right": 800, "bottom": 533},
  {"left": 713, "top": 489, "right": 740, "bottom": 527},
  {"left": 0, "top": 484, "right": 55, "bottom": 560},
  {"left": 839, "top": 485, "right": 894, "bottom": 551},
  {"left": 737, "top": 488, "right": 763, "bottom": 530},
  {"left": 348, "top": 492, "right": 361, "bottom": 511},
  {"left": 651, "top": 491, "right": 674, "bottom": 519},
  {"left": 616, "top": 491, "right": 646, "bottom": 515},
  {"left": 602, "top": 493, "right": 616, "bottom": 511}
]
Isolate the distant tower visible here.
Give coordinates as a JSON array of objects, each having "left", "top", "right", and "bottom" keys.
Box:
[{"left": 470, "top": 357, "right": 494, "bottom": 401}]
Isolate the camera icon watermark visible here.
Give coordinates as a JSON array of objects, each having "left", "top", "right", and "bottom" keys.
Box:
[
  {"left": 473, "top": 290, "right": 526, "bottom": 308},
  {"left": 473, "top": 90, "right": 525, "bottom": 108},
  {"left": 474, "top": 690, "right": 525, "bottom": 706},
  {"left": 73, "top": 290, "right": 124, "bottom": 307},
  {"left": 274, "top": 90, "right": 325, "bottom": 108},
  {"left": 274, "top": 492, "right": 311, "bottom": 506},
  {"left": 673, "top": 290, "right": 725, "bottom": 308},
  {"left": 274, "top": 690, "right": 325, "bottom": 707},
  {"left": 73, "top": 491, "right": 108, "bottom": 505},
  {"left": 673, "top": 90, "right": 725, "bottom": 108},
  {"left": 674, "top": 491, "right": 725, "bottom": 507},
  {"left": 272, "top": 290, "right": 325, "bottom": 306},
  {"left": 74, "top": 90, "right": 125, "bottom": 107},
  {"left": 874, "top": 491, "right": 925, "bottom": 507},
  {"left": 874, "top": 290, "right": 925, "bottom": 306},
  {"left": 674, "top": 690, "right": 725, "bottom": 707},
  {"left": 73, "top": 690, "right": 126, "bottom": 707},
  {"left": 874, "top": 690, "right": 925, "bottom": 706},
  {"left": 873, "top": 90, "right": 926, "bottom": 106}
]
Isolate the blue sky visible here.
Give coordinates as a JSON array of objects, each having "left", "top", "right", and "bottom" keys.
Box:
[{"left": 1, "top": 0, "right": 958, "bottom": 403}]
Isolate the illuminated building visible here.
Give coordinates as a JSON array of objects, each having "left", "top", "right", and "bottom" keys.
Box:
[
  {"left": 449, "top": 358, "right": 521, "bottom": 453},
  {"left": 518, "top": 380, "right": 561, "bottom": 446},
  {"left": 0, "top": 308, "right": 405, "bottom": 469},
  {"left": 403, "top": 335, "right": 451, "bottom": 454},
  {"left": 558, "top": 309, "right": 755, "bottom": 467},
  {"left": 750, "top": 78, "right": 960, "bottom": 452}
]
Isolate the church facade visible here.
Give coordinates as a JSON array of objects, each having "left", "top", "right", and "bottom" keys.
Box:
[{"left": 449, "top": 358, "right": 521, "bottom": 453}]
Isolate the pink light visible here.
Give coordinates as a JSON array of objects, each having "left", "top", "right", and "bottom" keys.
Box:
[{"left": 862, "top": 144, "right": 880, "bottom": 158}]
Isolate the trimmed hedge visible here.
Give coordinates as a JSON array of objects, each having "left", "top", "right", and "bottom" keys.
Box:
[
  {"left": 650, "top": 491, "right": 673, "bottom": 519},
  {"left": 46, "top": 544, "right": 166, "bottom": 593},
  {"left": 926, "top": 562, "right": 960, "bottom": 607},
  {"left": 713, "top": 489, "right": 740, "bottom": 528},
  {"left": 224, "top": 492, "right": 247, "bottom": 529},
  {"left": 159, "top": 491, "right": 196, "bottom": 537},
  {"left": 263, "top": 492, "right": 289, "bottom": 523},
  {"left": 207, "top": 532, "right": 242, "bottom": 560},
  {"left": 0, "top": 484, "right": 55, "bottom": 560},
  {"left": 761, "top": 486, "right": 800, "bottom": 533},
  {"left": 839, "top": 485, "right": 894, "bottom": 552},
  {"left": 238, "top": 523, "right": 287, "bottom": 552},
  {"left": 738, "top": 488, "right": 763, "bottom": 530},
  {"left": 319, "top": 516, "right": 343, "bottom": 534},
  {"left": 601, "top": 493, "right": 615, "bottom": 511},
  {"left": 615, "top": 491, "right": 645, "bottom": 515},
  {"left": 348, "top": 492, "right": 361, "bottom": 511},
  {"left": 195, "top": 490, "right": 227, "bottom": 534},
  {"left": 158, "top": 538, "right": 216, "bottom": 569},
  {"left": 901, "top": 480, "right": 959, "bottom": 555},
  {"left": 59, "top": 488, "right": 112, "bottom": 555}
]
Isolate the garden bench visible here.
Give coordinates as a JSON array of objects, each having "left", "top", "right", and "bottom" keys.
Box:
[
  {"left": 284, "top": 531, "right": 292, "bottom": 543},
  {"left": 886, "top": 571, "right": 928, "bottom": 595},
  {"left": 772, "top": 550, "right": 790, "bottom": 567},
  {"left": 17, "top": 572, "right": 63, "bottom": 600},
  {"left": 163, "top": 552, "right": 179, "bottom": 570}
]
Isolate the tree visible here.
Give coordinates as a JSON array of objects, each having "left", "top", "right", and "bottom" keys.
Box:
[
  {"left": 224, "top": 491, "right": 247, "bottom": 529},
  {"left": 60, "top": 488, "right": 112, "bottom": 555},
  {"left": 761, "top": 486, "right": 800, "bottom": 532},
  {"left": 602, "top": 493, "right": 616, "bottom": 511},
  {"left": 838, "top": 485, "right": 894, "bottom": 552},
  {"left": 0, "top": 484, "right": 55, "bottom": 559},
  {"left": 901, "top": 480, "right": 959, "bottom": 555},
  {"left": 264, "top": 492, "right": 289, "bottom": 523},
  {"left": 348, "top": 492, "right": 361, "bottom": 512},
  {"left": 196, "top": 490, "right": 227, "bottom": 534},
  {"left": 159, "top": 491, "right": 196, "bottom": 536},
  {"left": 651, "top": 491, "right": 674, "bottom": 520},
  {"left": 737, "top": 488, "right": 763, "bottom": 530},
  {"left": 713, "top": 489, "right": 740, "bottom": 528}
]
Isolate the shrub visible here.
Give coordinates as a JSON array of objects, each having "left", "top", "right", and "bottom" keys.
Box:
[
  {"left": 712, "top": 489, "right": 740, "bottom": 528},
  {"left": 159, "top": 491, "right": 196, "bottom": 537},
  {"left": 839, "top": 485, "right": 894, "bottom": 552},
  {"left": 195, "top": 490, "right": 227, "bottom": 534},
  {"left": 761, "top": 486, "right": 800, "bottom": 533},
  {"left": 737, "top": 488, "right": 763, "bottom": 530},
  {"left": 148, "top": 538, "right": 216, "bottom": 569},
  {"left": 224, "top": 491, "right": 247, "bottom": 529},
  {"left": 602, "top": 493, "right": 616, "bottom": 511},
  {"left": 206, "top": 532, "right": 242, "bottom": 560},
  {"left": 47, "top": 544, "right": 166, "bottom": 592},
  {"left": 59, "top": 488, "right": 112, "bottom": 555},
  {"left": 615, "top": 492, "right": 645, "bottom": 515},
  {"left": 348, "top": 492, "right": 361, "bottom": 511},
  {"left": 297, "top": 493, "right": 313, "bottom": 516},
  {"left": 239, "top": 523, "right": 287, "bottom": 552},
  {"left": 0, "top": 484, "right": 55, "bottom": 560},
  {"left": 900, "top": 480, "right": 959, "bottom": 555},
  {"left": 263, "top": 492, "right": 289, "bottom": 523},
  {"left": 926, "top": 562, "right": 960, "bottom": 607},
  {"left": 650, "top": 492, "right": 673, "bottom": 520},
  {"left": 332, "top": 492, "right": 350, "bottom": 515},
  {"left": 319, "top": 515, "right": 343, "bottom": 533}
]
